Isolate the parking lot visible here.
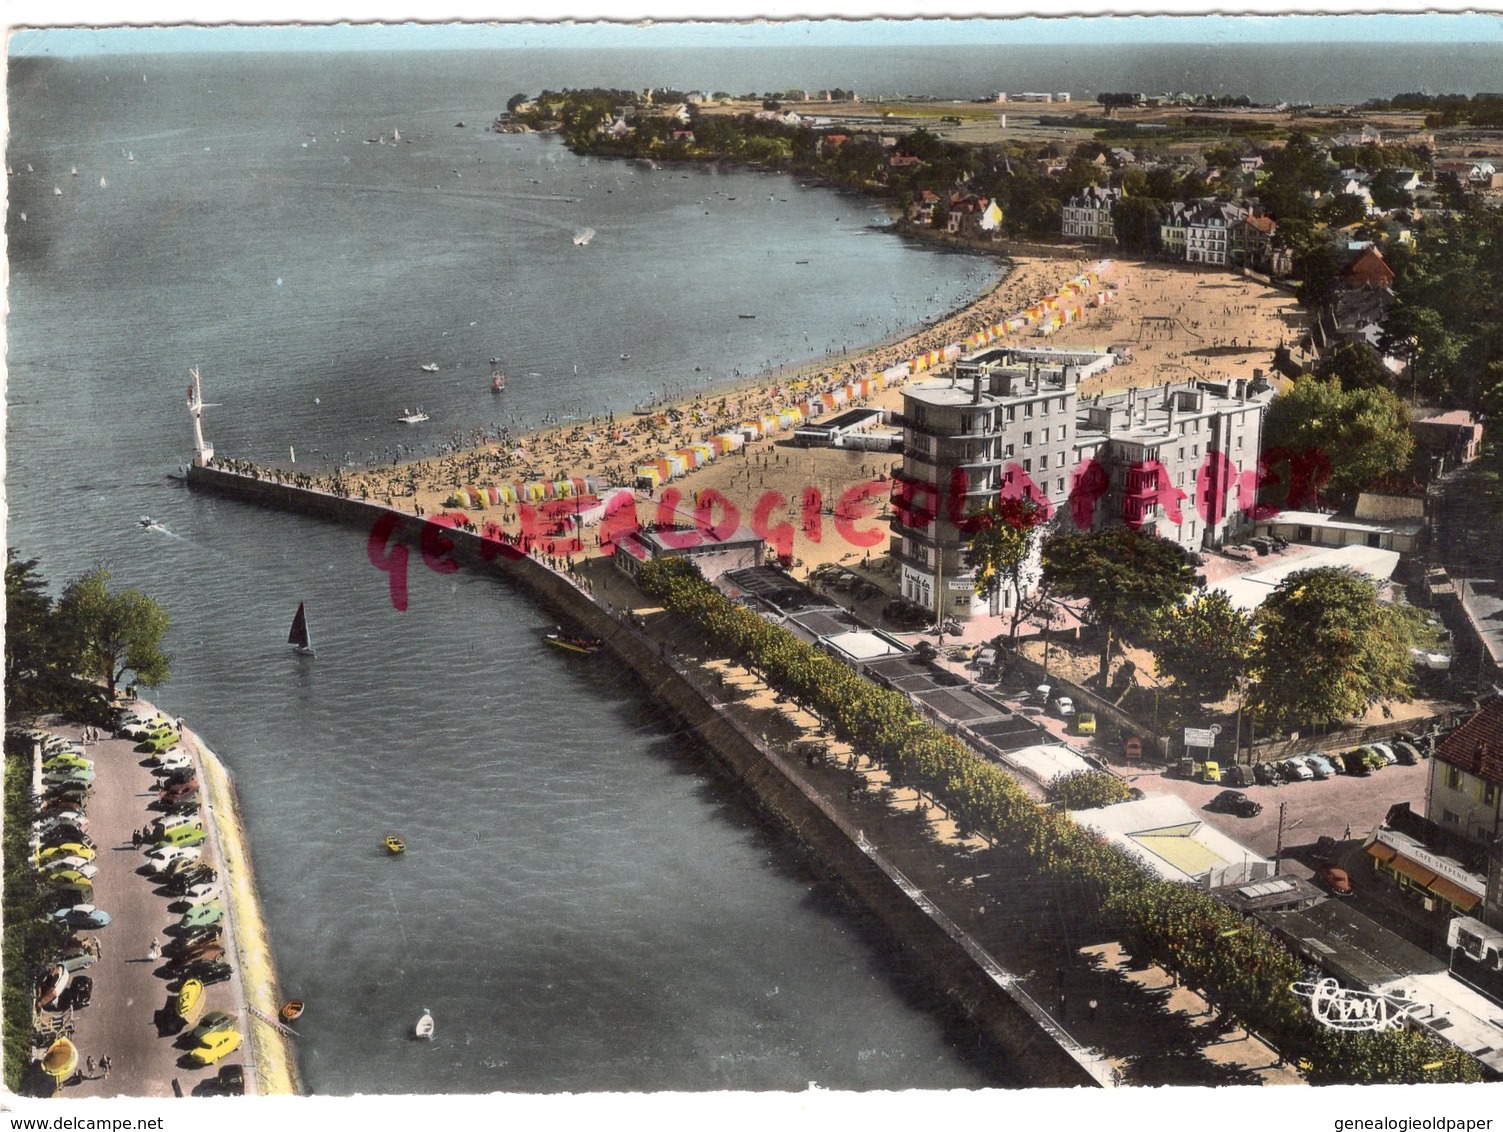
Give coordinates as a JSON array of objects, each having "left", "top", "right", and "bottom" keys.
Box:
[{"left": 1119, "top": 757, "right": 1431, "bottom": 870}]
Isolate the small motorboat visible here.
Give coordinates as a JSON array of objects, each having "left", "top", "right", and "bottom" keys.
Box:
[
  {"left": 384, "top": 835, "right": 406, "bottom": 855},
  {"left": 415, "top": 1008, "right": 434, "bottom": 1040},
  {"left": 544, "top": 630, "right": 605, "bottom": 655},
  {"left": 420, "top": 363, "right": 439, "bottom": 373},
  {"left": 175, "top": 977, "right": 206, "bottom": 1022},
  {"left": 280, "top": 999, "right": 305, "bottom": 1023},
  {"left": 619, "top": 353, "right": 630, "bottom": 360},
  {"left": 396, "top": 409, "right": 430, "bottom": 424},
  {"left": 37, "top": 964, "right": 70, "bottom": 1011},
  {"left": 138, "top": 516, "right": 165, "bottom": 532},
  {"left": 41, "top": 1036, "right": 78, "bottom": 1081},
  {"left": 490, "top": 369, "right": 506, "bottom": 394}
]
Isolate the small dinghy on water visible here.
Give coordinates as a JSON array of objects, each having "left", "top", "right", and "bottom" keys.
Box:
[
  {"left": 415, "top": 1008, "right": 434, "bottom": 1040},
  {"left": 289, "top": 602, "right": 315, "bottom": 657},
  {"left": 384, "top": 835, "right": 406, "bottom": 855}
]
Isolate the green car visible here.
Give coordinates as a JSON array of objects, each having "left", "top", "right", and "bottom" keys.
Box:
[
  {"left": 185, "top": 1011, "right": 236, "bottom": 1045},
  {"left": 137, "top": 732, "right": 180, "bottom": 755},
  {"left": 178, "top": 901, "right": 224, "bottom": 930}
]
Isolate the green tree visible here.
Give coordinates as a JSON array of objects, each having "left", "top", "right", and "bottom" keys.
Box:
[
  {"left": 1045, "top": 769, "right": 1133, "bottom": 810},
  {"left": 1315, "top": 341, "right": 1391, "bottom": 392},
  {"left": 1042, "top": 528, "right": 1197, "bottom": 686},
  {"left": 1149, "top": 590, "right": 1255, "bottom": 707},
  {"left": 1113, "top": 196, "right": 1164, "bottom": 254},
  {"left": 967, "top": 497, "right": 1045, "bottom": 645},
  {"left": 1248, "top": 567, "right": 1413, "bottom": 728},
  {"left": 55, "top": 568, "right": 171, "bottom": 701},
  {"left": 1262, "top": 376, "right": 1414, "bottom": 504},
  {"left": 4, "top": 552, "right": 74, "bottom": 715}
]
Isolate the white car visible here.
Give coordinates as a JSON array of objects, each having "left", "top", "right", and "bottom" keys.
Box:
[
  {"left": 143, "top": 844, "right": 202, "bottom": 873},
  {"left": 179, "top": 882, "right": 222, "bottom": 907},
  {"left": 151, "top": 752, "right": 193, "bottom": 774}
]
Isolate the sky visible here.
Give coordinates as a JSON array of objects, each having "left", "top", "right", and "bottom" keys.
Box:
[{"left": 9, "top": 6, "right": 1503, "bottom": 58}]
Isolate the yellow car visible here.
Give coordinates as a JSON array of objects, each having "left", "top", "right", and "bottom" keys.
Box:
[
  {"left": 35, "top": 842, "right": 96, "bottom": 867},
  {"left": 1074, "top": 712, "right": 1097, "bottom": 736},
  {"left": 186, "top": 1028, "right": 241, "bottom": 1067}
]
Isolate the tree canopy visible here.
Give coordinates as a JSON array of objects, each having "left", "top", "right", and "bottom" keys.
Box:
[
  {"left": 1248, "top": 567, "right": 1413, "bottom": 729},
  {"left": 1045, "top": 769, "right": 1134, "bottom": 810},
  {"left": 1149, "top": 589, "right": 1256, "bottom": 708},
  {"left": 1042, "top": 528, "right": 1198, "bottom": 685},
  {"left": 1261, "top": 375, "right": 1414, "bottom": 503},
  {"left": 56, "top": 568, "right": 171, "bottom": 701},
  {"left": 967, "top": 497, "right": 1045, "bottom": 645}
]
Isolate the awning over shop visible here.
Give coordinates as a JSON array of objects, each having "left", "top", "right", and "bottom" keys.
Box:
[
  {"left": 1366, "top": 843, "right": 1398, "bottom": 864},
  {"left": 1427, "top": 875, "right": 1482, "bottom": 912}
]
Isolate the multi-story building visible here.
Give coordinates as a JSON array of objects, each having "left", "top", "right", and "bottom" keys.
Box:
[
  {"left": 1060, "top": 186, "right": 1121, "bottom": 242},
  {"left": 1160, "top": 200, "right": 1248, "bottom": 266},
  {"left": 1072, "top": 379, "right": 1269, "bottom": 553},
  {"left": 891, "top": 349, "right": 1108, "bottom": 619},
  {"left": 1429, "top": 697, "right": 1503, "bottom": 853}
]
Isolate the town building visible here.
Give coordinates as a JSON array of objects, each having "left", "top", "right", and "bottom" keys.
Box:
[
  {"left": 1428, "top": 697, "right": 1503, "bottom": 856},
  {"left": 1413, "top": 410, "right": 1485, "bottom": 478},
  {"left": 890, "top": 346, "right": 1268, "bottom": 618},
  {"left": 891, "top": 349, "right": 1105, "bottom": 618},
  {"left": 1341, "top": 245, "right": 1397, "bottom": 288},
  {"left": 613, "top": 524, "right": 766, "bottom": 583},
  {"left": 1071, "top": 378, "right": 1271, "bottom": 555},
  {"left": 1060, "top": 186, "right": 1121, "bottom": 242}
]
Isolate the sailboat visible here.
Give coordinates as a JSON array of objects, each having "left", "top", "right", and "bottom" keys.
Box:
[
  {"left": 415, "top": 1008, "right": 434, "bottom": 1040},
  {"left": 289, "top": 602, "right": 316, "bottom": 657}
]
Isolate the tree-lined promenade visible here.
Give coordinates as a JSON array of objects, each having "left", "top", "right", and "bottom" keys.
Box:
[{"left": 635, "top": 554, "right": 1482, "bottom": 1084}]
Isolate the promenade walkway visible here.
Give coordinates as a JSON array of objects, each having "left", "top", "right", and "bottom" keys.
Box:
[
  {"left": 582, "top": 558, "right": 1302, "bottom": 1086},
  {"left": 42, "top": 706, "right": 268, "bottom": 1098}
]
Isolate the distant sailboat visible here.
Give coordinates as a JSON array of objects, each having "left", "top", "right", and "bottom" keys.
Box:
[
  {"left": 572, "top": 228, "right": 595, "bottom": 246},
  {"left": 289, "top": 602, "right": 315, "bottom": 657},
  {"left": 415, "top": 1008, "right": 434, "bottom": 1040},
  {"left": 490, "top": 367, "right": 506, "bottom": 393},
  {"left": 393, "top": 128, "right": 401, "bottom": 143}
]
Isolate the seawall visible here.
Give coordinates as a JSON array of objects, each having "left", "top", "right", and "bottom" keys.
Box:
[
  {"left": 190, "top": 729, "right": 300, "bottom": 1095},
  {"left": 187, "top": 463, "right": 1103, "bottom": 1087}
]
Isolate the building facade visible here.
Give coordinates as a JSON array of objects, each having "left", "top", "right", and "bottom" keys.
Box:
[
  {"left": 1060, "top": 186, "right": 1121, "bottom": 242},
  {"left": 890, "top": 347, "right": 1267, "bottom": 619}
]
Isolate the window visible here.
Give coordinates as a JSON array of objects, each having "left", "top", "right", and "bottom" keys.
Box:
[
  {"left": 1006, "top": 407, "right": 1016, "bottom": 422},
  {"left": 1058, "top": 425, "right": 1067, "bottom": 441},
  {"left": 1023, "top": 459, "right": 1032, "bottom": 473},
  {"left": 1023, "top": 431, "right": 1033, "bottom": 447},
  {"left": 1024, "top": 402, "right": 1034, "bottom": 418},
  {"left": 1447, "top": 767, "right": 1464, "bottom": 791},
  {"left": 1484, "top": 782, "right": 1498, "bottom": 807},
  {"left": 1004, "top": 444, "right": 1014, "bottom": 458},
  {"left": 1442, "top": 809, "right": 1460, "bottom": 825},
  {"left": 1056, "top": 478, "right": 1064, "bottom": 493},
  {"left": 1192, "top": 445, "right": 1199, "bottom": 458}
]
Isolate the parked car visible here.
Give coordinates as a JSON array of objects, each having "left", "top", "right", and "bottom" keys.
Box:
[
  {"left": 1393, "top": 741, "right": 1422, "bottom": 766},
  {"left": 1324, "top": 751, "right": 1348, "bottom": 774},
  {"left": 1074, "top": 711, "right": 1097, "bottom": 736},
  {"left": 212, "top": 1064, "right": 246, "bottom": 1096},
  {"left": 1317, "top": 865, "right": 1354, "bottom": 896},
  {"left": 1052, "top": 696, "right": 1076, "bottom": 719},
  {"left": 185, "top": 1029, "right": 241, "bottom": 1068},
  {"left": 1281, "top": 758, "right": 1314, "bottom": 782},
  {"left": 174, "top": 959, "right": 232, "bottom": 987},
  {"left": 1252, "top": 762, "right": 1278, "bottom": 787},
  {"left": 1346, "top": 749, "right": 1374, "bottom": 776},
  {"left": 184, "top": 1011, "right": 236, "bottom": 1045},
  {"left": 1207, "top": 790, "right": 1263, "bottom": 818},
  {"left": 144, "top": 845, "right": 203, "bottom": 874},
  {"left": 167, "top": 941, "right": 226, "bottom": 971},
  {"left": 1305, "top": 754, "right": 1336, "bottom": 779},
  {"left": 1370, "top": 742, "right": 1398, "bottom": 766},
  {"left": 1222, "top": 764, "right": 1251, "bottom": 787},
  {"left": 65, "top": 975, "right": 94, "bottom": 1010},
  {"left": 49, "top": 904, "right": 111, "bottom": 930},
  {"left": 1200, "top": 761, "right": 1222, "bottom": 784}
]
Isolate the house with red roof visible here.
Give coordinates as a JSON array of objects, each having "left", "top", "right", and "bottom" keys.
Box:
[
  {"left": 1341, "top": 244, "right": 1396, "bottom": 288},
  {"left": 1429, "top": 698, "right": 1503, "bottom": 856}
]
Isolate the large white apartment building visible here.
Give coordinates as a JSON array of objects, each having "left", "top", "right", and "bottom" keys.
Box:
[{"left": 891, "top": 346, "right": 1270, "bottom": 620}]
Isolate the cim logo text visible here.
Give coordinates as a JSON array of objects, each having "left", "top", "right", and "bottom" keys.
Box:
[{"left": 1291, "top": 978, "right": 1422, "bottom": 1033}]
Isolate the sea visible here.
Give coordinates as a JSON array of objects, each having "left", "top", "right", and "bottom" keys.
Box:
[
  {"left": 8, "top": 38, "right": 1497, "bottom": 1098},
  {"left": 5, "top": 50, "right": 1013, "bottom": 1095}
]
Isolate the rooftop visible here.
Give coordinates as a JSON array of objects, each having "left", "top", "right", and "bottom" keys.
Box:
[
  {"left": 1069, "top": 794, "right": 1271, "bottom": 887},
  {"left": 1435, "top": 697, "right": 1503, "bottom": 787}
]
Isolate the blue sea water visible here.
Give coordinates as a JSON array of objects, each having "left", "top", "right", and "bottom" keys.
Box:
[{"left": 6, "top": 51, "right": 1012, "bottom": 1094}]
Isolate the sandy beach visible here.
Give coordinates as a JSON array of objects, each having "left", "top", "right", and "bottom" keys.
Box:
[{"left": 272, "top": 251, "right": 1305, "bottom": 584}]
